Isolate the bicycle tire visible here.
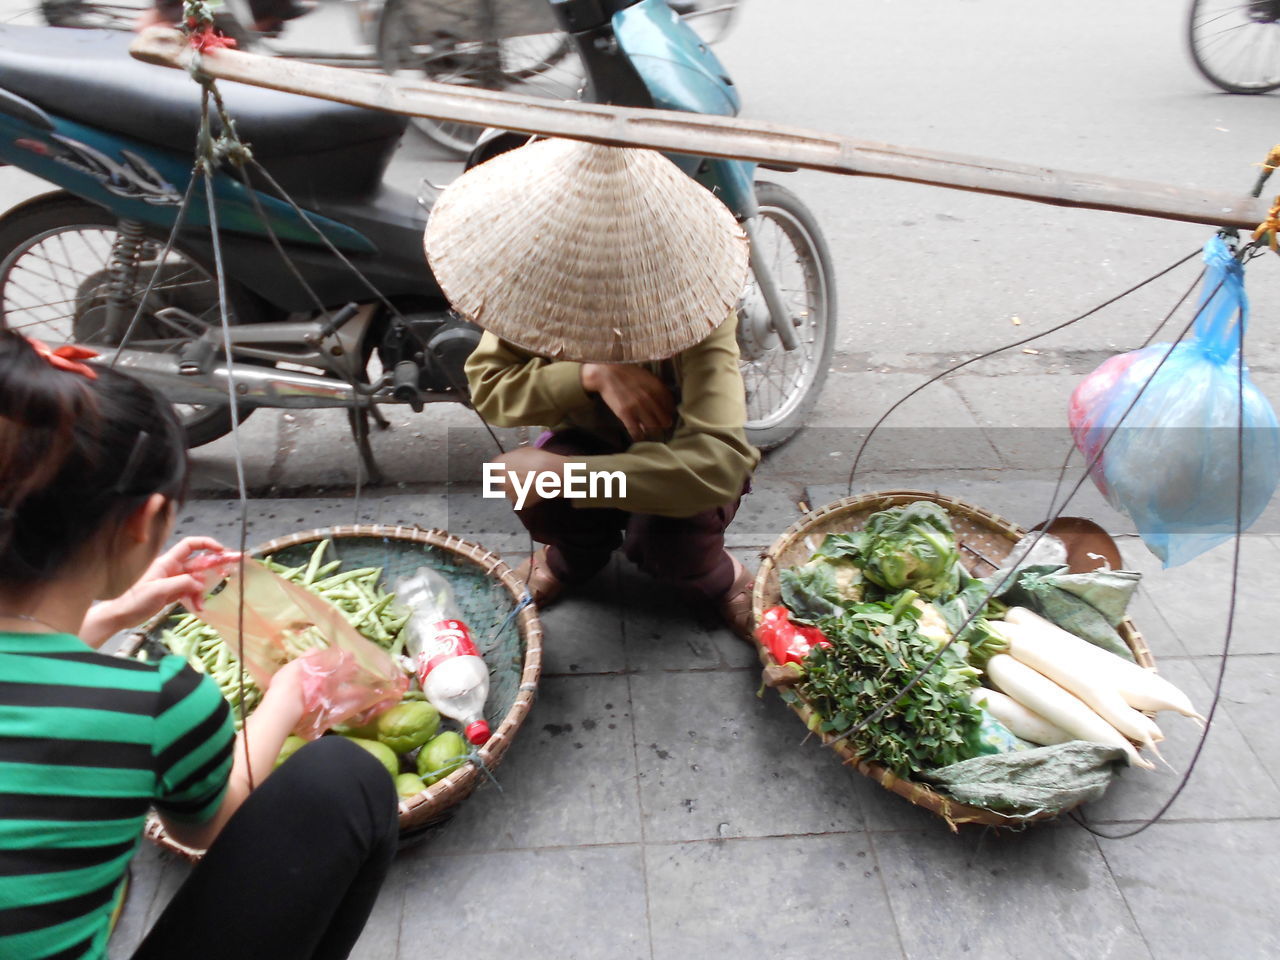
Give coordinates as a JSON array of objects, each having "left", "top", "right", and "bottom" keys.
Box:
[
  {"left": 738, "top": 181, "right": 837, "bottom": 451},
  {"left": 1188, "top": 0, "right": 1280, "bottom": 94}
]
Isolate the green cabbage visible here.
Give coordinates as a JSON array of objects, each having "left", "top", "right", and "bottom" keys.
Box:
[{"left": 858, "top": 501, "right": 962, "bottom": 599}]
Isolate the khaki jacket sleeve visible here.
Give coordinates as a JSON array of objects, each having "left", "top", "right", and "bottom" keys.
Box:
[
  {"left": 571, "top": 315, "right": 761, "bottom": 517},
  {"left": 463, "top": 331, "right": 595, "bottom": 427}
]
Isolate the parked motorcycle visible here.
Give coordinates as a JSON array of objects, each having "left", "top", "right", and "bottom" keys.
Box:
[{"left": 0, "top": 0, "right": 834, "bottom": 453}]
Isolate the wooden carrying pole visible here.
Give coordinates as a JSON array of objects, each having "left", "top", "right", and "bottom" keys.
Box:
[{"left": 131, "top": 27, "right": 1274, "bottom": 232}]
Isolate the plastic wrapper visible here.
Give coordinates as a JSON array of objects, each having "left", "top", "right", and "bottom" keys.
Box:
[
  {"left": 196, "top": 560, "right": 409, "bottom": 739},
  {"left": 1069, "top": 236, "right": 1280, "bottom": 566}
]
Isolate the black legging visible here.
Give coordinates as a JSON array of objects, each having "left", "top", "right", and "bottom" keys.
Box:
[{"left": 132, "top": 736, "right": 398, "bottom": 960}]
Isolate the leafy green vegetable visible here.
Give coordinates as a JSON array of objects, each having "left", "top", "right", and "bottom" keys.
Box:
[
  {"left": 812, "top": 532, "right": 866, "bottom": 561},
  {"left": 780, "top": 565, "right": 845, "bottom": 621},
  {"left": 780, "top": 537, "right": 868, "bottom": 620},
  {"left": 858, "top": 501, "right": 962, "bottom": 599},
  {"left": 801, "top": 599, "right": 984, "bottom": 777}
]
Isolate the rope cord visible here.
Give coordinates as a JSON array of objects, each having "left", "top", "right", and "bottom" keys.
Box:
[{"left": 196, "top": 82, "right": 256, "bottom": 790}]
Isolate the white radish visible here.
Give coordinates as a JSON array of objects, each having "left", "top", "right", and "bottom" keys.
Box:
[
  {"left": 985, "top": 654, "right": 1153, "bottom": 769},
  {"left": 991, "top": 620, "right": 1165, "bottom": 754},
  {"left": 971, "top": 687, "right": 1072, "bottom": 746},
  {"left": 1003, "top": 607, "right": 1205, "bottom": 723}
]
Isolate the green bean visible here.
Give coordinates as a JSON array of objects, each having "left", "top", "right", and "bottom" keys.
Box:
[{"left": 301, "top": 540, "right": 329, "bottom": 586}]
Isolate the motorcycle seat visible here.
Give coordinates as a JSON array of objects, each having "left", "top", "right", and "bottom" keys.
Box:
[{"left": 0, "top": 26, "right": 409, "bottom": 197}]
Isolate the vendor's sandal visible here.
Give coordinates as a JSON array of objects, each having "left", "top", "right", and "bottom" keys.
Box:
[
  {"left": 512, "top": 548, "right": 564, "bottom": 609},
  {"left": 719, "top": 554, "right": 755, "bottom": 644}
]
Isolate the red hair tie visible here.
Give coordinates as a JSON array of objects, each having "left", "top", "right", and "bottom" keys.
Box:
[{"left": 26, "top": 338, "right": 99, "bottom": 380}]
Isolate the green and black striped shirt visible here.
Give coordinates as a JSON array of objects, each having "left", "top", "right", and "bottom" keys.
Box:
[{"left": 0, "top": 631, "right": 234, "bottom": 960}]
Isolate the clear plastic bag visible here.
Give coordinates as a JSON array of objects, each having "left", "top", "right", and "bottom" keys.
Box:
[
  {"left": 197, "top": 560, "right": 409, "bottom": 739},
  {"left": 1068, "top": 236, "right": 1280, "bottom": 567}
]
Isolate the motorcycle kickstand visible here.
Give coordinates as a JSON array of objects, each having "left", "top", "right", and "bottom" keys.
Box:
[{"left": 346, "top": 406, "right": 385, "bottom": 486}]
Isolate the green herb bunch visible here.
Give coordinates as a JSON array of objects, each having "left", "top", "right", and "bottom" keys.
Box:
[{"left": 801, "top": 599, "right": 984, "bottom": 777}]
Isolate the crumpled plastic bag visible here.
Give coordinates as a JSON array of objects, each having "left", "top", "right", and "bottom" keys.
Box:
[
  {"left": 196, "top": 560, "right": 408, "bottom": 739},
  {"left": 1068, "top": 236, "right": 1280, "bottom": 567},
  {"left": 927, "top": 741, "right": 1128, "bottom": 814}
]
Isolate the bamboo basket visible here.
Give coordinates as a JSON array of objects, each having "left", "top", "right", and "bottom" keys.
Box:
[
  {"left": 121, "top": 525, "right": 542, "bottom": 859},
  {"left": 752, "top": 491, "right": 1154, "bottom": 830}
]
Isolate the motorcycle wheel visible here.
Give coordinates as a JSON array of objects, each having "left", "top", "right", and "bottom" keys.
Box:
[
  {"left": 376, "top": 0, "right": 582, "bottom": 156},
  {"left": 0, "top": 193, "right": 259, "bottom": 448},
  {"left": 738, "top": 181, "right": 837, "bottom": 451},
  {"left": 1188, "top": 0, "right": 1280, "bottom": 93}
]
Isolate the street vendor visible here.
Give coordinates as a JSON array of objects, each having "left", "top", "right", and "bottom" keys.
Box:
[
  {"left": 0, "top": 329, "right": 396, "bottom": 960},
  {"left": 424, "top": 137, "right": 760, "bottom": 638}
]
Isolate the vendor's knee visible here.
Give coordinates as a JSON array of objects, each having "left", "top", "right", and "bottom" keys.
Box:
[{"left": 277, "top": 736, "right": 397, "bottom": 832}]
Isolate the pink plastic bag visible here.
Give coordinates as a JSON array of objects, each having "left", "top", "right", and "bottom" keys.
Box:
[{"left": 195, "top": 560, "right": 409, "bottom": 739}]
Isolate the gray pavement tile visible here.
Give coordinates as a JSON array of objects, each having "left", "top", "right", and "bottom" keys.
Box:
[
  {"left": 629, "top": 671, "right": 864, "bottom": 843},
  {"left": 731, "top": 479, "right": 809, "bottom": 546},
  {"left": 188, "top": 407, "right": 525, "bottom": 494},
  {"left": 521, "top": 557, "right": 627, "bottom": 676},
  {"left": 951, "top": 372, "right": 1082, "bottom": 429},
  {"left": 873, "top": 824, "right": 1152, "bottom": 960},
  {"left": 778, "top": 425, "right": 1004, "bottom": 480},
  {"left": 399, "top": 845, "right": 649, "bottom": 960},
  {"left": 1083, "top": 658, "right": 1280, "bottom": 823},
  {"left": 645, "top": 833, "right": 904, "bottom": 960},
  {"left": 1187, "top": 653, "right": 1280, "bottom": 789},
  {"left": 619, "top": 564, "right": 757, "bottom": 673},
  {"left": 1130, "top": 535, "right": 1280, "bottom": 656},
  {"left": 1099, "top": 820, "right": 1280, "bottom": 960},
  {"left": 423, "top": 675, "right": 642, "bottom": 853},
  {"left": 346, "top": 858, "right": 409, "bottom": 960},
  {"left": 1126, "top": 585, "right": 1191, "bottom": 660}
]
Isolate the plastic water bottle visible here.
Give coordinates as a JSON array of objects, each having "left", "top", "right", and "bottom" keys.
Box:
[{"left": 395, "top": 567, "right": 491, "bottom": 745}]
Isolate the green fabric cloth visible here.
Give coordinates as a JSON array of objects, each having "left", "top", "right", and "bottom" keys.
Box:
[
  {"left": 0, "top": 631, "right": 233, "bottom": 960},
  {"left": 464, "top": 314, "right": 760, "bottom": 517},
  {"left": 927, "top": 740, "right": 1128, "bottom": 814}
]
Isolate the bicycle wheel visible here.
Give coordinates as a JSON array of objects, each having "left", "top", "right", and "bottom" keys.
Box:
[
  {"left": 39, "top": 0, "right": 144, "bottom": 29},
  {"left": 737, "top": 181, "right": 837, "bottom": 451},
  {"left": 1188, "top": 0, "right": 1280, "bottom": 93},
  {"left": 377, "top": 0, "right": 583, "bottom": 155},
  {"left": 0, "top": 193, "right": 258, "bottom": 448}
]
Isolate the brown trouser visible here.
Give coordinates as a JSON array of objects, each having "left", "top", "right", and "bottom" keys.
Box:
[{"left": 515, "top": 430, "right": 743, "bottom": 603}]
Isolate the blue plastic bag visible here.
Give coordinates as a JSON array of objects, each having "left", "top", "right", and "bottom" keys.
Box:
[{"left": 1068, "top": 237, "right": 1280, "bottom": 567}]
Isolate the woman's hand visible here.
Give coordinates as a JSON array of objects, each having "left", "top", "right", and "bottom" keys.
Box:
[
  {"left": 581, "top": 363, "right": 675, "bottom": 442},
  {"left": 80, "top": 537, "right": 241, "bottom": 647}
]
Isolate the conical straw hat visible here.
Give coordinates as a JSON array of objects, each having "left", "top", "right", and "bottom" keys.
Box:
[{"left": 423, "top": 138, "right": 749, "bottom": 363}]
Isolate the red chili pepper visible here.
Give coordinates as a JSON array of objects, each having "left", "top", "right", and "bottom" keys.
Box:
[{"left": 756, "top": 605, "right": 830, "bottom": 665}]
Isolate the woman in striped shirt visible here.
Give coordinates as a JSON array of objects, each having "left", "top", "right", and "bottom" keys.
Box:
[{"left": 0, "top": 330, "right": 398, "bottom": 960}]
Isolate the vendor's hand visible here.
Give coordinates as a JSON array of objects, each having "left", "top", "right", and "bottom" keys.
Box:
[
  {"left": 491, "top": 447, "right": 570, "bottom": 511},
  {"left": 581, "top": 363, "right": 675, "bottom": 443},
  {"left": 81, "top": 537, "right": 242, "bottom": 646}
]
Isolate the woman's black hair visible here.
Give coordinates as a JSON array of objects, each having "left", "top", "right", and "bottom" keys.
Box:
[{"left": 0, "top": 330, "right": 189, "bottom": 583}]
